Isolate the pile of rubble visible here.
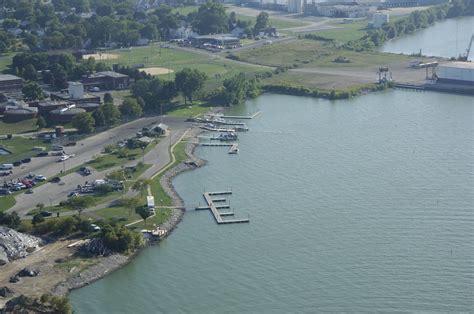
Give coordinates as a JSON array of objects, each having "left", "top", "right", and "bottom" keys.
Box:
[{"left": 0, "top": 227, "right": 42, "bottom": 266}]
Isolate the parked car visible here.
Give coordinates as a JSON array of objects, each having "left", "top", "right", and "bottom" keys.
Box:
[
  {"left": 90, "top": 224, "right": 101, "bottom": 231},
  {"left": 35, "top": 175, "right": 47, "bottom": 181},
  {"left": 68, "top": 191, "right": 79, "bottom": 197},
  {"left": 0, "top": 171, "right": 11, "bottom": 177},
  {"left": 26, "top": 188, "right": 34, "bottom": 194},
  {"left": 13, "top": 161, "right": 22, "bottom": 167},
  {"left": 21, "top": 158, "right": 31, "bottom": 163},
  {"left": 36, "top": 152, "right": 49, "bottom": 157},
  {"left": 58, "top": 155, "right": 70, "bottom": 162},
  {"left": 0, "top": 164, "right": 13, "bottom": 170},
  {"left": 65, "top": 142, "right": 77, "bottom": 147},
  {"left": 40, "top": 211, "right": 53, "bottom": 217},
  {"left": 49, "top": 176, "right": 61, "bottom": 183},
  {"left": 52, "top": 146, "right": 64, "bottom": 151},
  {"left": 79, "top": 167, "right": 91, "bottom": 176},
  {"left": 0, "top": 188, "right": 11, "bottom": 195}
]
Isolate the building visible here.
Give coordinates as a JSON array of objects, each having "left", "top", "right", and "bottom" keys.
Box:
[
  {"left": 189, "top": 35, "right": 240, "bottom": 48},
  {"left": 316, "top": 3, "right": 373, "bottom": 18},
  {"left": 380, "top": 0, "right": 447, "bottom": 7},
  {"left": 288, "top": 0, "right": 303, "bottom": 13},
  {"left": 49, "top": 106, "right": 86, "bottom": 123},
  {"left": 30, "top": 100, "right": 70, "bottom": 115},
  {"left": 0, "top": 75, "right": 23, "bottom": 92},
  {"left": 3, "top": 107, "right": 38, "bottom": 122},
  {"left": 369, "top": 12, "right": 389, "bottom": 28},
  {"left": 170, "top": 26, "right": 198, "bottom": 39},
  {"left": 50, "top": 82, "right": 101, "bottom": 104},
  {"left": 81, "top": 71, "right": 130, "bottom": 90},
  {"left": 436, "top": 62, "right": 474, "bottom": 85}
]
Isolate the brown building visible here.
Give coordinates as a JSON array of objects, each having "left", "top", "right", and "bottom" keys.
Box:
[
  {"left": 29, "top": 100, "right": 70, "bottom": 115},
  {"left": 0, "top": 75, "right": 23, "bottom": 92},
  {"left": 82, "top": 71, "right": 130, "bottom": 90}
]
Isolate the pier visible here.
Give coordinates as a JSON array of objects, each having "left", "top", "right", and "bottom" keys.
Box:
[
  {"left": 211, "top": 111, "right": 262, "bottom": 119},
  {"left": 200, "top": 143, "right": 235, "bottom": 147},
  {"left": 196, "top": 192, "right": 250, "bottom": 224}
]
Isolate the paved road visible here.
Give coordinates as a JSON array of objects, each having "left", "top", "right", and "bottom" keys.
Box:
[{"left": 7, "top": 117, "right": 189, "bottom": 216}]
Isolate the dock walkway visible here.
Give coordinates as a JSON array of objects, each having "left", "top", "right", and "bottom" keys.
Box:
[{"left": 197, "top": 192, "right": 249, "bottom": 224}]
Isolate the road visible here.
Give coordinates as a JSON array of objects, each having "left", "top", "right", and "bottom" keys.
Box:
[{"left": 7, "top": 116, "right": 189, "bottom": 216}]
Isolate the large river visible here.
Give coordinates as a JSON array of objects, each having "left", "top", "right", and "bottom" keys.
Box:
[
  {"left": 70, "top": 90, "right": 474, "bottom": 312},
  {"left": 382, "top": 16, "right": 474, "bottom": 58}
]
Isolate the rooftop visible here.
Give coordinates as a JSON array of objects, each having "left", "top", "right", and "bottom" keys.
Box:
[
  {"left": 98, "top": 71, "right": 129, "bottom": 78},
  {"left": 440, "top": 61, "right": 474, "bottom": 69},
  {"left": 0, "top": 74, "right": 22, "bottom": 82}
]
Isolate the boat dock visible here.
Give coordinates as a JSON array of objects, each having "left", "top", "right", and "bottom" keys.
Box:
[
  {"left": 211, "top": 111, "right": 262, "bottom": 120},
  {"left": 196, "top": 191, "right": 249, "bottom": 224},
  {"left": 200, "top": 143, "right": 235, "bottom": 147}
]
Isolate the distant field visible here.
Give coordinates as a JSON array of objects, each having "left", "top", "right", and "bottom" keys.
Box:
[
  {"left": 232, "top": 39, "right": 407, "bottom": 69},
  {"left": 0, "top": 118, "right": 38, "bottom": 135},
  {"left": 311, "top": 19, "right": 369, "bottom": 43},
  {"left": 234, "top": 14, "right": 309, "bottom": 30}
]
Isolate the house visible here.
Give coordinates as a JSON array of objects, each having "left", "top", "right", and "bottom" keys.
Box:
[
  {"left": 170, "top": 26, "right": 197, "bottom": 40},
  {"left": 230, "top": 27, "right": 246, "bottom": 38},
  {"left": 81, "top": 71, "right": 131, "bottom": 90},
  {"left": 0, "top": 75, "right": 23, "bottom": 92}
]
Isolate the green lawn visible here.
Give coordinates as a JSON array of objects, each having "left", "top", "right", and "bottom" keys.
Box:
[
  {"left": 0, "top": 119, "right": 39, "bottom": 135},
  {"left": 167, "top": 101, "right": 214, "bottom": 118},
  {"left": 313, "top": 20, "right": 369, "bottom": 43},
  {"left": 172, "top": 5, "right": 199, "bottom": 15},
  {"left": 0, "top": 52, "right": 14, "bottom": 73},
  {"left": 234, "top": 13, "right": 309, "bottom": 30},
  {"left": 0, "top": 137, "right": 51, "bottom": 164},
  {"left": 0, "top": 195, "right": 15, "bottom": 212}
]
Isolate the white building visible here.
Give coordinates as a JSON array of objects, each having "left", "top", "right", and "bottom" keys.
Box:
[
  {"left": 288, "top": 0, "right": 303, "bottom": 13},
  {"left": 68, "top": 82, "right": 84, "bottom": 99},
  {"left": 437, "top": 62, "right": 474, "bottom": 85},
  {"left": 370, "top": 12, "right": 389, "bottom": 28}
]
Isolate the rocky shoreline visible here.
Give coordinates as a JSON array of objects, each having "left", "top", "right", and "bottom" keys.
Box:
[{"left": 53, "top": 126, "right": 208, "bottom": 296}]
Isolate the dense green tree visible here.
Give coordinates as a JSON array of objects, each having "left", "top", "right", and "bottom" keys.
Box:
[
  {"left": 101, "top": 103, "right": 121, "bottom": 125},
  {"left": 119, "top": 98, "right": 143, "bottom": 118},
  {"left": 103, "top": 92, "right": 113, "bottom": 104},
  {"left": 192, "top": 1, "right": 228, "bottom": 35},
  {"left": 92, "top": 108, "right": 106, "bottom": 127},
  {"left": 130, "top": 78, "right": 177, "bottom": 110},
  {"left": 23, "top": 64, "right": 38, "bottom": 81},
  {"left": 0, "top": 212, "right": 21, "bottom": 229},
  {"left": 22, "top": 81, "right": 44, "bottom": 100},
  {"left": 135, "top": 206, "right": 152, "bottom": 226},
  {"left": 72, "top": 112, "right": 95, "bottom": 134},
  {"left": 36, "top": 116, "right": 47, "bottom": 129},
  {"left": 32, "top": 213, "right": 45, "bottom": 225},
  {"left": 174, "top": 68, "right": 207, "bottom": 104},
  {"left": 254, "top": 11, "right": 269, "bottom": 34}
]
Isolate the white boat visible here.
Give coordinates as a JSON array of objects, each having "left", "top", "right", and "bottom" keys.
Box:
[{"left": 228, "top": 144, "right": 239, "bottom": 154}]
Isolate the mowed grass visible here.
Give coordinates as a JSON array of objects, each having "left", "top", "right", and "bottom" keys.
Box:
[
  {"left": 0, "top": 136, "right": 51, "bottom": 164},
  {"left": 234, "top": 14, "right": 309, "bottom": 30},
  {"left": 172, "top": 5, "right": 199, "bottom": 15},
  {"left": 0, "top": 118, "right": 38, "bottom": 135},
  {"left": 168, "top": 101, "right": 214, "bottom": 118},
  {"left": 87, "top": 142, "right": 158, "bottom": 171},
  {"left": 310, "top": 19, "right": 370, "bottom": 43},
  {"left": 0, "top": 195, "right": 16, "bottom": 212},
  {"left": 232, "top": 39, "right": 408, "bottom": 69}
]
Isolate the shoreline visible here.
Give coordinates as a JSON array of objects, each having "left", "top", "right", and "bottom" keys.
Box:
[{"left": 52, "top": 124, "right": 210, "bottom": 298}]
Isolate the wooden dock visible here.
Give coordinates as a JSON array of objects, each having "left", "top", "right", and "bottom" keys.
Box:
[
  {"left": 200, "top": 143, "right": 235, "bottom": 147},
  {"left": 212, "top": 111, "right": 262, "bottom": 120},
  {"left": 197, "top": 192, "right": 249, "bottom": 224}
]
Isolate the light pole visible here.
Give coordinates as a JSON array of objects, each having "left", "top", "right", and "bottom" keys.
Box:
[{"left": 160, "top": 198, "right": 163, "bottom": 212}]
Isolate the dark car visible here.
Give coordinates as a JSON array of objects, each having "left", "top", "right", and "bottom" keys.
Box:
[
  {"left": 65, "top": 142, "right": 76, "bottom": 147},
  {"left": 21, "top": 158, "right": 31, "bottom": 163},
  {"left": 49, "top": 176, "right": 61, "bottom": 183},
  {"left": 40, "top": 211, "right": 53, "bottom": 217},
  {"left": 36, "top": 152, "right": 49, "bottom": 157},
  {"left": 79, "top": 167, "right": 91, "bottom": 176},
  {"left": 13, "top": 161, "right": 22, "bottom": 166}
]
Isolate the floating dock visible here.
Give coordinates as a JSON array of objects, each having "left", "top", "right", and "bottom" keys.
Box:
[
  {"left": 200, "top": 143, "right": 235, "bottom": 147},
  {"left": 211, "top": 111, "right": 262, "bottom": 120},
  {"left": 196, "top": 192, "right": 249, "bottom": 224}
]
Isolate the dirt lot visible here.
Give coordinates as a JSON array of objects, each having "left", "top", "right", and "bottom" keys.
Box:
[
  {"left": 141, "top": 67, "right": 174, "bottom": 76},
  {"left": 0, "top": 240, "right": 74, "bottom": 308}
]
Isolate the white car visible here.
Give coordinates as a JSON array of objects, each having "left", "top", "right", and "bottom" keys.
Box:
[
  {"left": 58, "top": 155, "right": 70, "bottom": 162},
  {"left": 35, "top": 175, "right": 47, "bottom": 181}
]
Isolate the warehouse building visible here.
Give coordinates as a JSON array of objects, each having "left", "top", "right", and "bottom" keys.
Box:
[
  {"left": 82, "top": 71, "right": 131, "bottom": 90},
  {"left": 0, "top": 74, "right": 23, "bottom": 92},
  {"left": 437, "top": 62, "right": 474, "bottom": 86}
]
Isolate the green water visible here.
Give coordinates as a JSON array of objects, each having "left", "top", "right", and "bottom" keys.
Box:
[{"left": 71, "top": 90, "right": 473, "bottom": 312}]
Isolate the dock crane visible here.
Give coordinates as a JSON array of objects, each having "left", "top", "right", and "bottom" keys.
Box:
[{"left": 459, "top": 34, "right": 474, "bottom": 61}]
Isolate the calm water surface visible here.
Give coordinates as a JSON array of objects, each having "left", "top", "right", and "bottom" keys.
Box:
[
  {"left": 71, "top": 91, "right": 474, "bottom": 312},
  {"left": 382, "top": 16, "right": 474, "bottom": 58}
]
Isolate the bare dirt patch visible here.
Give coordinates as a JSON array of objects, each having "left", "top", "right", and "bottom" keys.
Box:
[
  {"left": 83, "top": 53, "right": 119, "bottom": 61},
  {"left": 141, "top": 67, "right": 174, "bottom": 76}
]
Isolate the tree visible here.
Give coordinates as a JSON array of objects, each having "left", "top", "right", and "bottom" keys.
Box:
[
  {"left": 72, "top": 112, "right": 95, "bottom": 134},
  {"left": 32, "top": 213, "right": 45, "bottom": 225},
  {"left": 119, "top": 98, "right": 143, "bottom": 118},
  {"left": 103, "top": 92, "right": 113, "bottom": 104},
  {"left": 92, "top": 108, "right": 106, "bottom": 127},
  {"left": 117, "top": 197, "right": 141, "bottom": 217},
  {"left": 36, "top": 116, "right": 46, "bottom": 129},
  {"left": 0, "top": 212, "right": 20, "bottom": 229},
  {"left": 174, "top": 68, "right": 207, "bottom": 105},
  {"left": 22, "top": 81, "right": 44, "bottom": 101},
  {"left": 254, "top": 11, "right": 269, "bottom": 34},
  {"left": 66, "top": 196, "right": 95, "bottom": 216},
  {"left": 135, "top": 206, "right": 152, "bottom": 226},
  {"left": 101, "top": 103, "right": 121, "bottom": 125},
  {"left": 192, "top": 1, "right": 228, "bottom": 35},
  {"left": 131, "top": 178, "right": 151, "bottom": 197},
  {"left": 23, "top": 64, "right": 38, "bottom": 81}
]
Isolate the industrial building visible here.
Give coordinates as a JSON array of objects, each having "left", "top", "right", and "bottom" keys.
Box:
[
  {"left": 0, "top": 75, "right": 23, "bottom": 92},
  {"left": 50, "top": 82, "right": 101, "bottom": 104},
  {"left": 369, "top": 12, "right": 389, "bottom": 28},
  {"left": 82, "top": 71, "right": 131, "bottom": 90},
  {"left": 189, "top": 35, "right": 240, "bottom": 48},
  {"left": 288, "top": 0, "right": 304, "bottom": 13},
  {"left": 3, "top": 106, "right": 37, "bottom": 122},
  {"left": 436, "top": 62, "right": 474, "bottom": 85},
  {"left": 49, "top": 106, "right": 86, "bottom": 123}
]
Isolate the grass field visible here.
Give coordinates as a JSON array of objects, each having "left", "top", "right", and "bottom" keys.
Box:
[
  {"left": 232, "top": 39, "right": 407, "bottom": 69},
  {"left": 172, "top": 5, "right": 199, "bottom": 15},
  {"left": 168, "top": 101, "right": 214, "bottom": 118},
  {"left": 234, "top": 14, "right": 309, "bottom": 30},
  {"left": 311, "top": 19, "right": 370, "bottom": 43},
  {"left": 0, "top": 137, "right": 51, "bottom": 164},
  {"left": 0, "top": 195, "right": 15, "bottom": 212},
  {"left": 0, "top": 52, "right": 14, "bottom": 73},
  {"left": 0, "top": 119, "right": 38, "bottom": 135}
]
